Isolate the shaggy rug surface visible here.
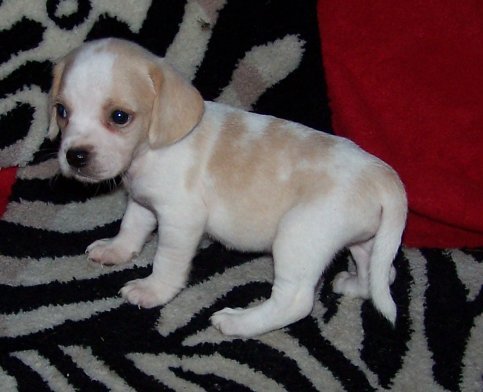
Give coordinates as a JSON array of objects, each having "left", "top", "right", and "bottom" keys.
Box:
[{"left": 0, "top": 1, "right": 481, "bottom": 391}]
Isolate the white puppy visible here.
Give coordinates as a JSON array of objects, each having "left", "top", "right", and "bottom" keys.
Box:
[{"left": 48, "top": 38, "right": 407, "bottom": 337}]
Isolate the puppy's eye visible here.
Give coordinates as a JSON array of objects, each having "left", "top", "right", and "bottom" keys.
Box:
[
  {"left": 111, "top": 110, "right": 131, "bottom": 126},
  {"left": 56, "top": 103, "right": 68, "bottom": 119}
]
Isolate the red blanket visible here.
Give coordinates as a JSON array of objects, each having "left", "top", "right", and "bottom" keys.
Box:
[
  {"left": 0, "top": 167, "right": 16, "bottom": 217},
  {"left": 318, "top": 0, "right": 483, "bottom": 247}
]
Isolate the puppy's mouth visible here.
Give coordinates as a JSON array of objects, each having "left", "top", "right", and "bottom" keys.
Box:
[
  {"left": 66, "top": 164, "right": 124, "bottom": 184},
  {"left": 59, "top": 164, "right": 104, "bottom": 183},
  {"left": 60, "top": 149, "right": 122, "bottom": 184},
  {"left": 71, "top": 169, "right": 104, "bottom": 183}
]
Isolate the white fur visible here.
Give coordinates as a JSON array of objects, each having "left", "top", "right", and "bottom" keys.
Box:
[{"left": 49, "top": 38, "right": 407, "bottom": 337}]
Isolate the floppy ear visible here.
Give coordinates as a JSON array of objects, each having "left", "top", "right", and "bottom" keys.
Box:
[
  {"left": 47, "top": 61, "right": 66, "bottom": 140},
  {"left": 148, "top": 59, "right": 204, "bottom": 148}
]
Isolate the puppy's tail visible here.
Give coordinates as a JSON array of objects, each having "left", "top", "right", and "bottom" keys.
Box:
[{"left": 369, "top": 175, "right": 407, "bottom": 325}]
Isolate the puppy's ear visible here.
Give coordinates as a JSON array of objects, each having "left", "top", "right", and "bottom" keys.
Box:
[
  {"left": 148, "top": 60, "right": 204, "bottom": 148},
  {"left": 47, "top": 61, "right": 65, "bottom": 140}
]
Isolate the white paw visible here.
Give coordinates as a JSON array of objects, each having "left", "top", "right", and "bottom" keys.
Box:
[
  {"left": 332, "top": 271, "right": 369, "bottom": 298},
  {"left": 86, "top": 238, "right": 137, "bottom": 266},
  {"left": 120, "top": 277, "right": 180, "bottom": 308},
  {"left": 211, "top": 307, "right": 254, "bottom": 338}
]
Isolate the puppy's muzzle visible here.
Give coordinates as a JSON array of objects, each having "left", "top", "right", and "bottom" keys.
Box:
[{"left": 66, "top": 148, "right": 90, "bottom": 169}]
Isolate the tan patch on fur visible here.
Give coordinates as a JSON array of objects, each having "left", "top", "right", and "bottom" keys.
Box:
[
  {"left": 147, "top": 59, "right": 204, "bottom": 147},
  {"left": 185, "top": 126, "right": 211, "bottom": 191},
  {"left": 105, "top": 57, "right": 155, "bottom": 141},
  {"left": 206, "top": 112, "right": 335, "bottom": 228}
]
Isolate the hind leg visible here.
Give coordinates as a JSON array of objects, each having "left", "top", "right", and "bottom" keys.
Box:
[
  {"left": 333, "top": 238, "right": 396, "bottom": 298},
  {"left": 211, "top": 207, "right": 340, "bottom": 337}
]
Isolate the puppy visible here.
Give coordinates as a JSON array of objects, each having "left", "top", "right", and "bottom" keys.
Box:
[{"left": 48, "top": 38, "right": 407, "bottom": 337}]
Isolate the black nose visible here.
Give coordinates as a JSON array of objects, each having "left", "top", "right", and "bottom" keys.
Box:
[{"left": 66, "top": 148, "right": 90, "bottom": 168}]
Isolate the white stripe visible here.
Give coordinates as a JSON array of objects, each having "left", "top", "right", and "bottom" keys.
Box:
[
  {"left": 165, "top": 0, "right": 227, "bottom": 80},
  {"left": 258, "top": 331, "right": 345, "bottom": 391},
  {"left": 185, "top": 326, "right": 344, "bottom": 391},
  {"left": 0, "top": 240, "right": 155, "bottom": 287},
  {"left": 314, "top": 292, "right": 380, "bottom": 388},
  {"left": 156, "top": 256, "right": 273, "bottom": 337},
  {"left": 0, "top": 364, "right": 18, "bottom": 391},
  {"left": 129, "top": 351, "right": 285, "bottom": 392},
  {"left": 2, "top": 189, "right": 127, "bottom": 233},
  {"left": 128, "top": 353, "right": 205, "bottom": 392},
  {"left": 12, "top": 350, "right": 75, "bottom": 392},
  {"left": 1, "top": 298, "right": 124, "bottom": 338},
  {"left": 461, "top": 313, "right": 483, "bottom": 392},
  {"left": 0, "top": 87, "right": 49, "bottom": 167},
  {"left": 16, "top": 159, "right": 60, "bottom": 180},
  {"left": 450, "top": 249, "right": 483, "bottom": 301},
  {"left": 61, "top": 345, "right": 135, "bottom": 392},
  {"left": 391, "top": 249, "right": 447, "bottom": 391},
  {"left": 182, "top": 353, "right": 285, "bottom": 392},
  {"left": 216, "top": 35, "right": 305, "bottom": 110}
]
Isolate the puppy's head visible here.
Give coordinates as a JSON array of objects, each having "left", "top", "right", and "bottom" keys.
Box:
[{"left": 48, "top": 38, "right": 204, "bottom": 183}]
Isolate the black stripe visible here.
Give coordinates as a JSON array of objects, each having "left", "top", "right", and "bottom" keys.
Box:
[
  {"left": 0, "top": 61, "right": 53, "bottom": 99},
  {"left": 0, "top": 103, "right": 34, "bottom": 149},
  {"left": 29, "top": 139, "right": 60, "bottom": 165},
  {"left": 318, "top": 250, "right": 350, "bottom": 324},
  {"left": 189, "top": 241, "right": 266, "bottom": 285},
  {"left": 289, "top": 318, "right": 376, "bottom": 392},
  {"left": 138, "top": 0, "right": 187, "bottom": 57},
  {"left": 462, "top": 248, "right": 483, "bottom": 262},
  {"left": 195, "top": 0, "right": 295, "bottom": 100},
  {"left": 422, "top": 249, "right": 475, "bottom": 392},
  {"left": 0, "top": 304, "right": 168, "bottom": 390},
  {"left": 86, "top": 307, "right": 175, "bottom": 391},
  {"left": 0, "top": 220, "right": 121, "bottom": 258},
  {"left": 0, "top": 264, "right": 150, "bottom": 314},
  {"left": 10, "top": 176, "right": 122, "bottom": 204},
  {"left": 171, "top": 367, "right": 253, "bottom": 392},
  {"left": 254, "top": 0, "right": 332, "bottom": 131},
  {"left": 217, "top": 338, "right": 319, "bottom": 392},
  {"left": 173, "top": 281, "right": 320, "bottom": 391},
  {"left": 0, "top": 354, "right": 48, "bottom": 392},
  {"left": 40, "top": 345, "right": 108, "bottom": 392},
  {"left": 194, "top": 0, "right": 327, "bottom": 120},
  {"left": 0, "top": 18, "right": 45, "bottom": 64},
  {"left": 85, "top": 13, "right": 138, "bottom": 43}
]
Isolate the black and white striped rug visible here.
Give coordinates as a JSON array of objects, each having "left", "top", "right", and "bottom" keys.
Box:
[{"left": 1, "top": 1, "right": 481, "bottom": 391}]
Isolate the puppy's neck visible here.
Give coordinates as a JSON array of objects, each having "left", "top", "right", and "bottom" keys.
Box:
[{"left": 120, "top": 139, "right": 144, "bottom": 178}]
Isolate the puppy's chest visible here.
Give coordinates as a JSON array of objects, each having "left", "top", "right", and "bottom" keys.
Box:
[
  {"left": 123, "top": 176, "right": 155, "bottom": 208},
  {"left": 123, "top": 167, "right": 169, "bottom": 210},
  {"left": 123, "top": 155, "right": 187, "bottom": 209}
]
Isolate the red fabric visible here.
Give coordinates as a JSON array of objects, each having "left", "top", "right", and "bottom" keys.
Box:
[
  {"left": 317, "top": 0, "right": 483, "bottom": 248},
  {"left": 0, "top": 167, "right": 16, "bottom": 218}
]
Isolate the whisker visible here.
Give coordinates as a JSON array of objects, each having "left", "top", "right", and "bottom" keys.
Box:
[
  {"left": 49, "top": 172, "right": 61, "bottom": 189},
  {"left": 94, "top": 183, "right": 102, "bottom": 196},
  {"left": 109, "top": 178, "right": 116, "bottom": 192},
  {"left": 35, "top": 147, "right": 59, "bottom": 161}
]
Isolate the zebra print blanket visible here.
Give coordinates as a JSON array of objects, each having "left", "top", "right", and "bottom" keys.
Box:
[{"left": 1, "top": 1, "right": 481, "bottom": 391}]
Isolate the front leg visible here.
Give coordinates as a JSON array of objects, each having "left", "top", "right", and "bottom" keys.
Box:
[
  {"left": 86, "top": 198, "right": 157, "bottom": 265},
  {"left": 120, "top": 214, "right": 205, "bottom": 308}
]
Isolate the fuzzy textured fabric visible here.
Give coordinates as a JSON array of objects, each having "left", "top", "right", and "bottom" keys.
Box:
[
  {"left": 0, "top": 1, "right": 482, "bottom": 391},
  {"left": 317, "top": 0, "right": 483, "bottom": 248},
  {"left": 0, "top": 167, "right": 16, "bottom": 216}
]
